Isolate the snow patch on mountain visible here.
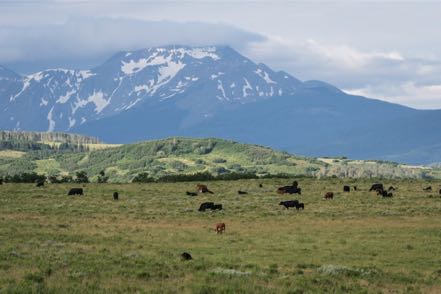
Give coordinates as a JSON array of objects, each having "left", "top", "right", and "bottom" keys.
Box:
[
  {"left": 57, "top": 90, "right": 76, "bottom": 104},
  {"left": 88, "top": 91, "right": 110, "bottom": 114},
  {"left": 47, "top": 107, "right": 55, "bottom": 131},
  {"left": 242, "top": 78, "right": 252, "bottom": 97},
  {"left": 255, "top": 68, "right": 276, "bottom": 84}
]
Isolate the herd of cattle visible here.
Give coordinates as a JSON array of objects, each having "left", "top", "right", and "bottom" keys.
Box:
[{"left": 2, "top": 178, "right": 441, "bottom": 262}]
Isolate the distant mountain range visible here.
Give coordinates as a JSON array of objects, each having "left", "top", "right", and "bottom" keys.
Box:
[{"left": 0, "top": 45, "right": 440, "bottom": 165}]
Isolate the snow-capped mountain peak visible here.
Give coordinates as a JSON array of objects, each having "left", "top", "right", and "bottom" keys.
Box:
[{"left": 0, "top": 45, "right": 301, "bottom": 132}]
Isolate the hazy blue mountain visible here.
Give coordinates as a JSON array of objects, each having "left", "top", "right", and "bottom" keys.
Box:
[{"left": 0, "top": 46, "right": 440, "bottom": 164}]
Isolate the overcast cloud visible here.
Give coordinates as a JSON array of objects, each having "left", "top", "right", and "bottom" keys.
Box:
[{"left": 0, "top": 0, "right": 440, "bottom": 109}]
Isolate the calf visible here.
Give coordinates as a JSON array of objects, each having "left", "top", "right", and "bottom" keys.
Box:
[
  {"left": 113, "top": 192, "right": 119, "bottom": 200},
  {"left": 196, "top": 184, "right": 213, "bottom": 194},
  {"left": 423, "top": 186, "right": 432, "bottom": 192},
  {"left": 279, "top": 200, "right": 300, "bottom": 209},
  {"left": 0, "top": 179, "right": 3, "bottom": 185},
  {"left": 215, "top": 223, "right": 226, "bottom": 234},
  {"left": 377, "top": 190, "right": 393, "bottom": 198},
  {"left": 324, "top": 192, "right": 334, "bottom": 199},
  {"left": 181, "top": 252, "right": 192, "bottom": 261},
  {"left": 259, "top": 183, "right": 263, "bottom": 188},
  {"left": 353, "top": 186, "right": 357, "bottom": 191},
  {"left": 36, "top": 181, "right": 44, "bottom": 187},
  {"left": 68, "top": 188, "right": 83, "bottom": 196},
  {"left": 186, "top": 191, "right": 197, "bottom": 196},
  {"left": 343, "top": 185, "right": 350, "bottom": 192},
  {"left": 439, "top": 189, "right": 441, "bottom": 195},
  {"left": 238, "top": 190, "right": 248, "bottom": 195}
]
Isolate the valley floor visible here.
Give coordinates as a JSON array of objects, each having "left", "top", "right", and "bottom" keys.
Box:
[{"left": 1, "top": 178, "right": 441, "bottom": 293}]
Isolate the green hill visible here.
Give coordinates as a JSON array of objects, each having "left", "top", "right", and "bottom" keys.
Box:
[{"left": 0, "top": 135, "right": 440, "bottom": 182}]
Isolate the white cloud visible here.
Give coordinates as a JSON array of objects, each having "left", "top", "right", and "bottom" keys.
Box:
[
  {"left": 244, "top": 36, "right": 441, "bottom": 109},
  {"left": 0, "top": 17, "right": 265, "bottom": 72},
  {"left": 344, "top": 82, "right": 441, "bottom": 109}
]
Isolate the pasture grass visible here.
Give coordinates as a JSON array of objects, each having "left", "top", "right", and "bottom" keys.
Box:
[{"left": 1, "top": 178, "right": 441, "bottom": 293}]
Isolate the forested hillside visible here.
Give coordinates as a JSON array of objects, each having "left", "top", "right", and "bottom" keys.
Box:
[{"left": 0, "top": 135, "right": 439, "bottom": 182}]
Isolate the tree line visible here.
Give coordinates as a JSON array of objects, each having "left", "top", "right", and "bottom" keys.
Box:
[{"left": 0, "top": 131, "right": 101, "bottom": 144}]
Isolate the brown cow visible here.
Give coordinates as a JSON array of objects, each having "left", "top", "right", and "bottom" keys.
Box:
[
  {"left": 215, "top": 223, "right": 226, "bottom": 234},
  {"left": 196, "top": 184, "right": 213, "bottom": 194},
  {"left": 324, "top": 192, "right": 334, "bottom": 199}
]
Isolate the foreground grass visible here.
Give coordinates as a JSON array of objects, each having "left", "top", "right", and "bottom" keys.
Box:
[{"left": 1, "top": 178, "right": 441, "bottom": 293}]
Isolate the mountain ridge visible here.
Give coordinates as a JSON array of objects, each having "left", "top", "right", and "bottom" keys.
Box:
[{"left": 1, "top": 45, "right": 440, "bottom": 165}]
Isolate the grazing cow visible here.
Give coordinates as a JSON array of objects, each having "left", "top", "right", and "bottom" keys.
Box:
[
  {"left": 423, "top": 186, "right": 432, "bottom": 192},
  {"left": 196, "top": 184, "right": 213, "bottom": 194},
  {"left": 377, "top": 190, "right": 393, "bottom": 198},
  {"left": 277, "top": 186, "right": 301, "bottom": 195},
  {"left": 238, "top": 190, "right": 248, "bottom": 195},
  {"left": 113, "top": 192, "right": 119, "bottom": 200},
  {"left": 181, "top": 252, "right": 192, "bottom": 261},
  {"left": 369, "top": 183, "right": 384, "bottom": 192},
  {"left": 324, "top": 192, "right": 334, "bottom": 199},
  {"left": 36, "top": 181, "right": 44, "bottom": 187},
  {"left": 186, "top": 191, "right": 197, "bottom": 196},
  {"left": 199, "top": 202, "right": 215, "bottom": 211},
  {"left": 259, "top": 183, "right": 263, "bottom": 188},
  {"left": 353, "top": 186, "right": 357, "bottom": 191},
  {"left": 343, "top": 185, "right": 350, "bottom": 192},
  {"left": 68, "top": 188, "right": 83, "bottom": 196},
  {"left": 212, "top": 204, "right": 223, "bottom": 210},
  {"left": 215, "top": 223, "right": 226, "bottom": 234},
  {"left": 0, "top": 179, "right": 3, "bottom": 185},
  {"left": 279, "top": 200, "right": 300, "bottom": 209},
  {"left": 296, "top": 203, "right": 305, "bottom": 210},
  {"left": 388, "top": 186, "right": 396, "bottom": 191}
]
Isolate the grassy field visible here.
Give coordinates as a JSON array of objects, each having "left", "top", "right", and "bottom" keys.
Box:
[{"left": 1, "top": 178, "right": 441, "bottom": 293}]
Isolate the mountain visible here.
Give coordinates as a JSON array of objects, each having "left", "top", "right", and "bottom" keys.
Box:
[{"left": 1, "top": 45, "right": 440, "bottom": 165}]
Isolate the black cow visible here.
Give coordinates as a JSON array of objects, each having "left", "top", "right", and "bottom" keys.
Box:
[
  {"left": 296, "top": 203, "right": 305, "bottom": 210},
  {"left": 181, "top": 252, "right": 192, "bottom": 261},
  {"left": 369, "top": 183, "right": 384, "bottom": 192},
  {"left": 343, "top": 185, "right": 350, "bottom": 192},
  {"left": 198, "top": 202, "right": 215, "bottom": 212},
  {"left": 377, "top": 190, "right": 393, "bottom": 198},
  {"left": 279, "top": 200, "right": 300, "bottom": 209},
  {"left": 68, "top": 188, "right": 83, "bottom": 196},
  {"left": 212, "top": 204, "right": 223, "bottom": 210},
  {"left": 0, "top": 179, "right": 3, "bottom": 185},
  {"left": 36, "top": 181, "right": 44, "bottom": 187},
  {"left": 353, "top": 186, "right": 357, "bottom": 191},
  {"left": 259, "top": 183, "right": 263, "bottom": 188},
  {"left": 277, "top": 186, "right": 302, "bottom": 195},
  {"left": 439, "top": 189, "right": 441, "bottom": 195},
  {"left": 423, "top": 186, "right": 432, "bottom": 191},
  {"left": 388, "top": 186, "right": 396, "bottom": 191},
  {"left": 113, "top": 192, "right": 119, "bottom": 200},
  {"left": 186, "top": 191, "right": 197, "bottom": 196},
  {"left": 238, "top": 190, "right": 248, "bottom": 195}
]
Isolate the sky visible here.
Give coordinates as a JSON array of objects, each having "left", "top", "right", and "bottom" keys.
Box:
[{"left": 1, "top": 0, "right": 441, "bottom": 109}]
